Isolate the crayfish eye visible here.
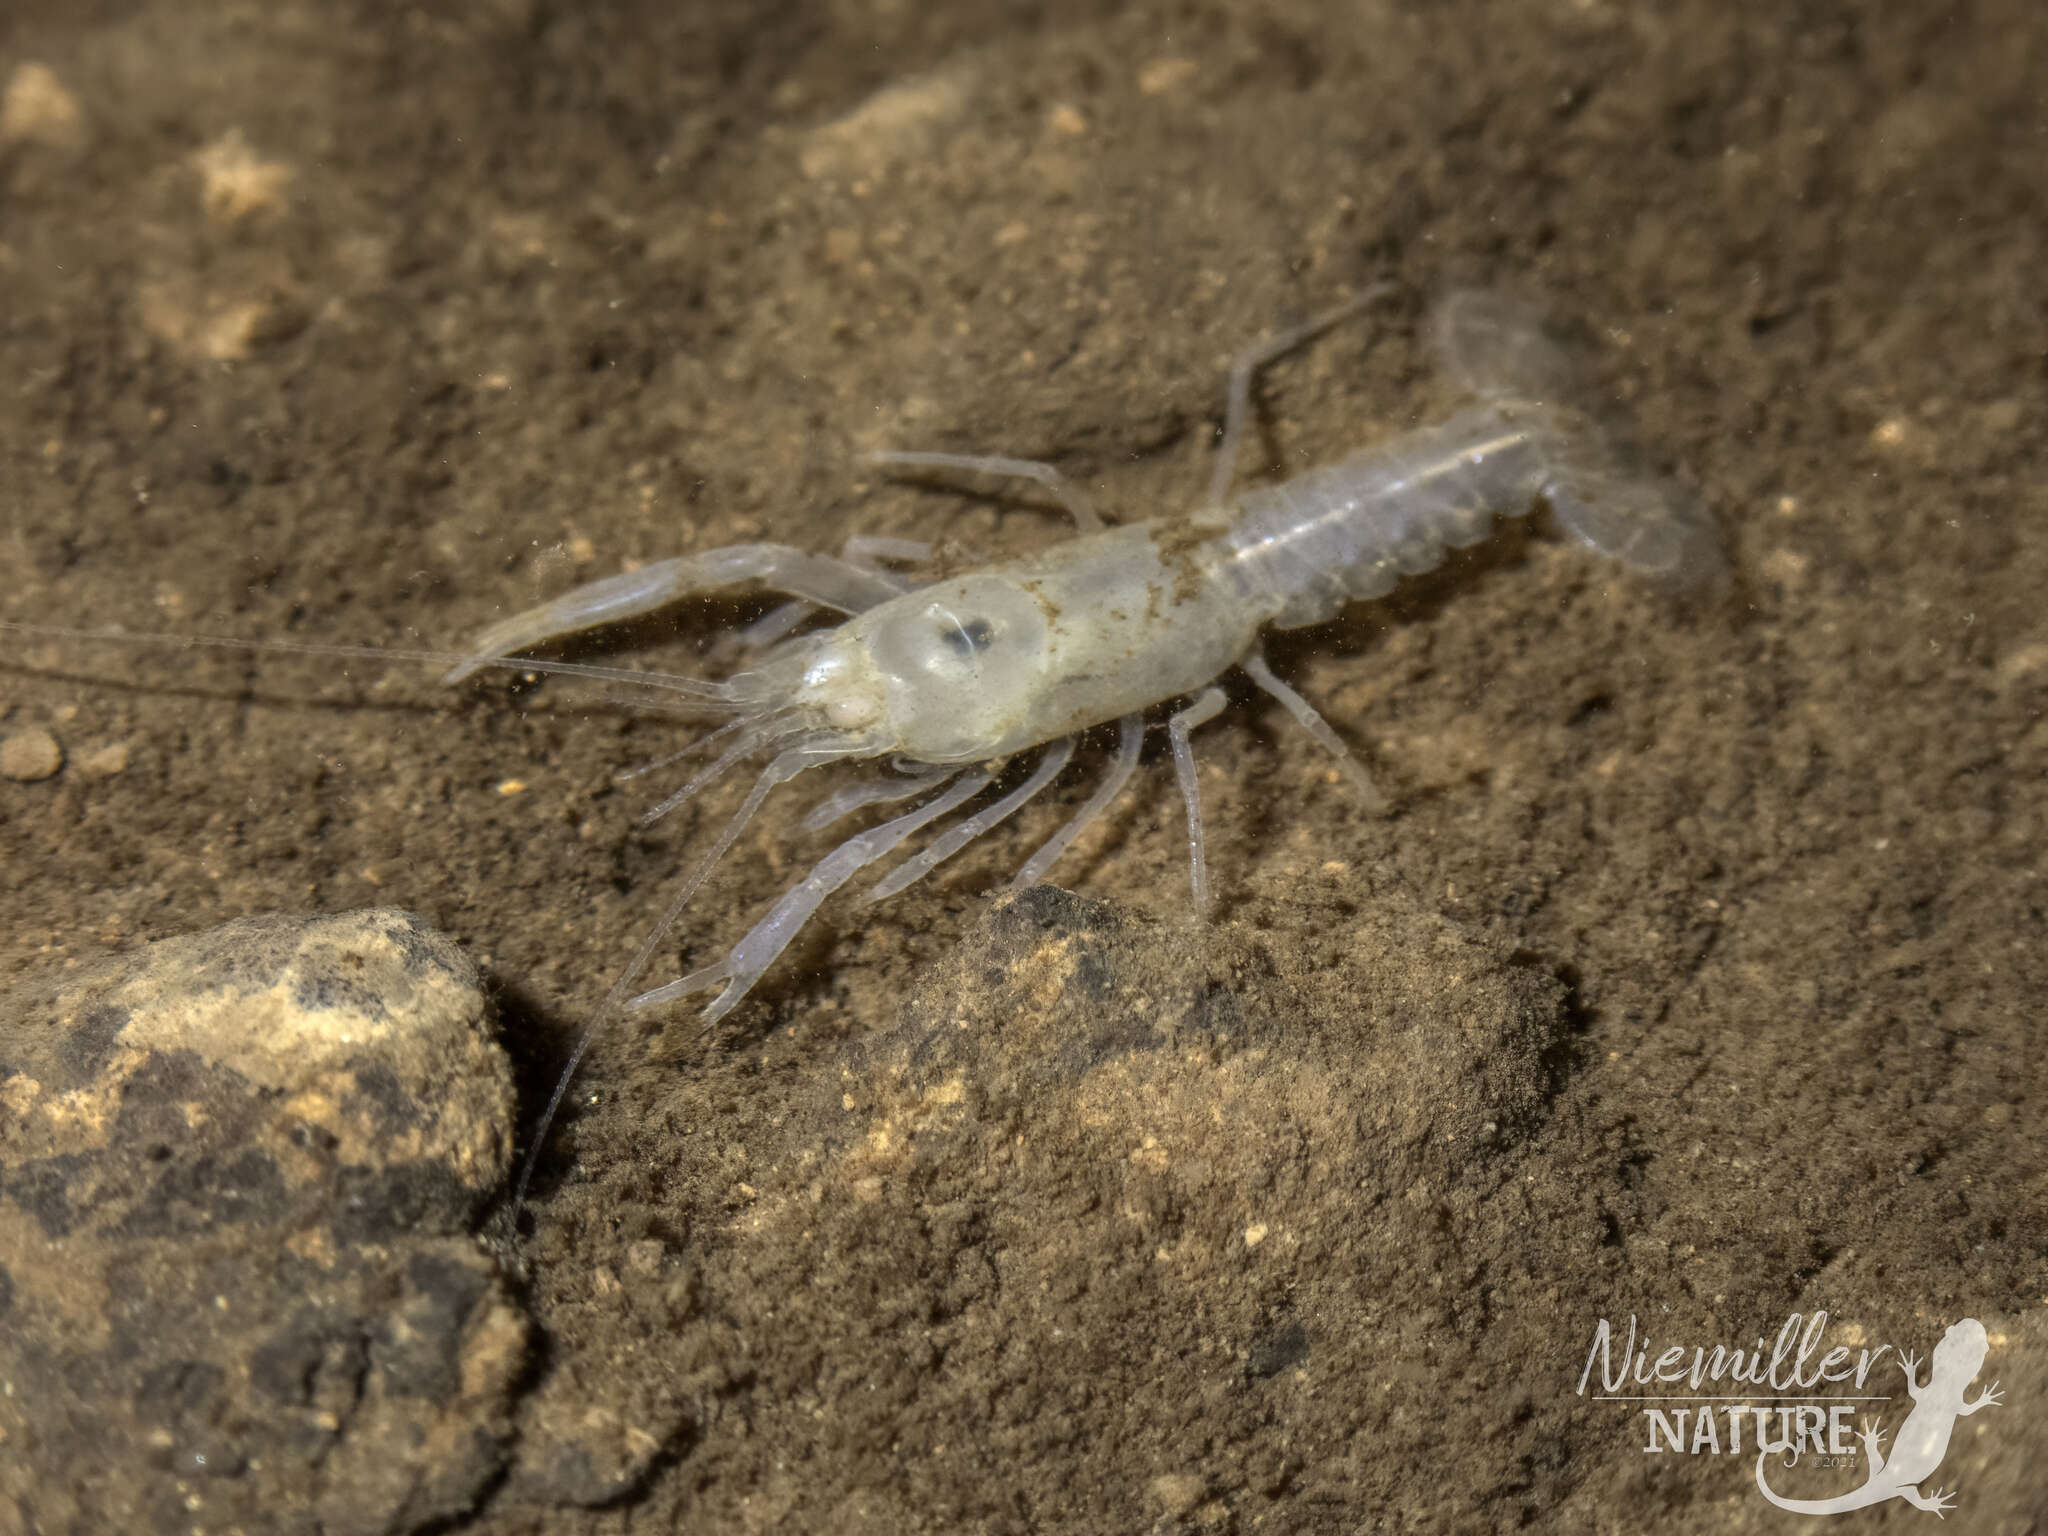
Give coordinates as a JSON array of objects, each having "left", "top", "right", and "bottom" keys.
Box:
[
  {"left": 941, "top": 616, "right": 996, "bottom": 655},
  {"left": 865, "top": 576, "right": 1051, "bottom": 760}
]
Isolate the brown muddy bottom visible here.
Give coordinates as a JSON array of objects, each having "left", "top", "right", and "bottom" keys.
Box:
[{"left": 2, "top": 1, "right": 2044, "bottom": 1531}]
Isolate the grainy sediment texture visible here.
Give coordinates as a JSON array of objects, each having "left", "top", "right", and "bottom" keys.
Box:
[{"left": 2, "top": 1, "right": 2043, "bottom": 1530}]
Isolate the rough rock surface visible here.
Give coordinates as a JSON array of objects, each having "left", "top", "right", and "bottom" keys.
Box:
[{"left": 0, "top": 909, "right": 525, "bottom": 1536}]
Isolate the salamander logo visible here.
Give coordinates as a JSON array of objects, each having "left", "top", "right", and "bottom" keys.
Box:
[{"left": 1576, "top": 1311, "right": 2004, "bottom": 1518}]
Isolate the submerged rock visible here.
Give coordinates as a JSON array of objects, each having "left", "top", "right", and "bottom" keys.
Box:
[{"left": 0, "top": 909, "right": 526, "bottom": 1536}]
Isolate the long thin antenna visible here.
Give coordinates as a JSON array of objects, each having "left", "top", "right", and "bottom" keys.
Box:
[{"left": 0, "top": 618, "right": 732, "bottom": 700}]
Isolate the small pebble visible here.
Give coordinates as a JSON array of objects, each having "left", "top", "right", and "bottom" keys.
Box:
[
  {"left": 1150, "top": 1472, "right": 1207, "bottom": 1516},
  {"left": 0, "top": 61, "right": 87, "bottom": 152},
  {"left": 0, "top": 727, "right": 64, "bottom": 780},
  {"left": 80, "top": 740, "right": 131, "bottom": 778}
]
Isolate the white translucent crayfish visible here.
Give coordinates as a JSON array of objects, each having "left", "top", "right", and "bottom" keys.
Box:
[{"left": 4, "top": 285, "right": 1719, "bottom": 1205}]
